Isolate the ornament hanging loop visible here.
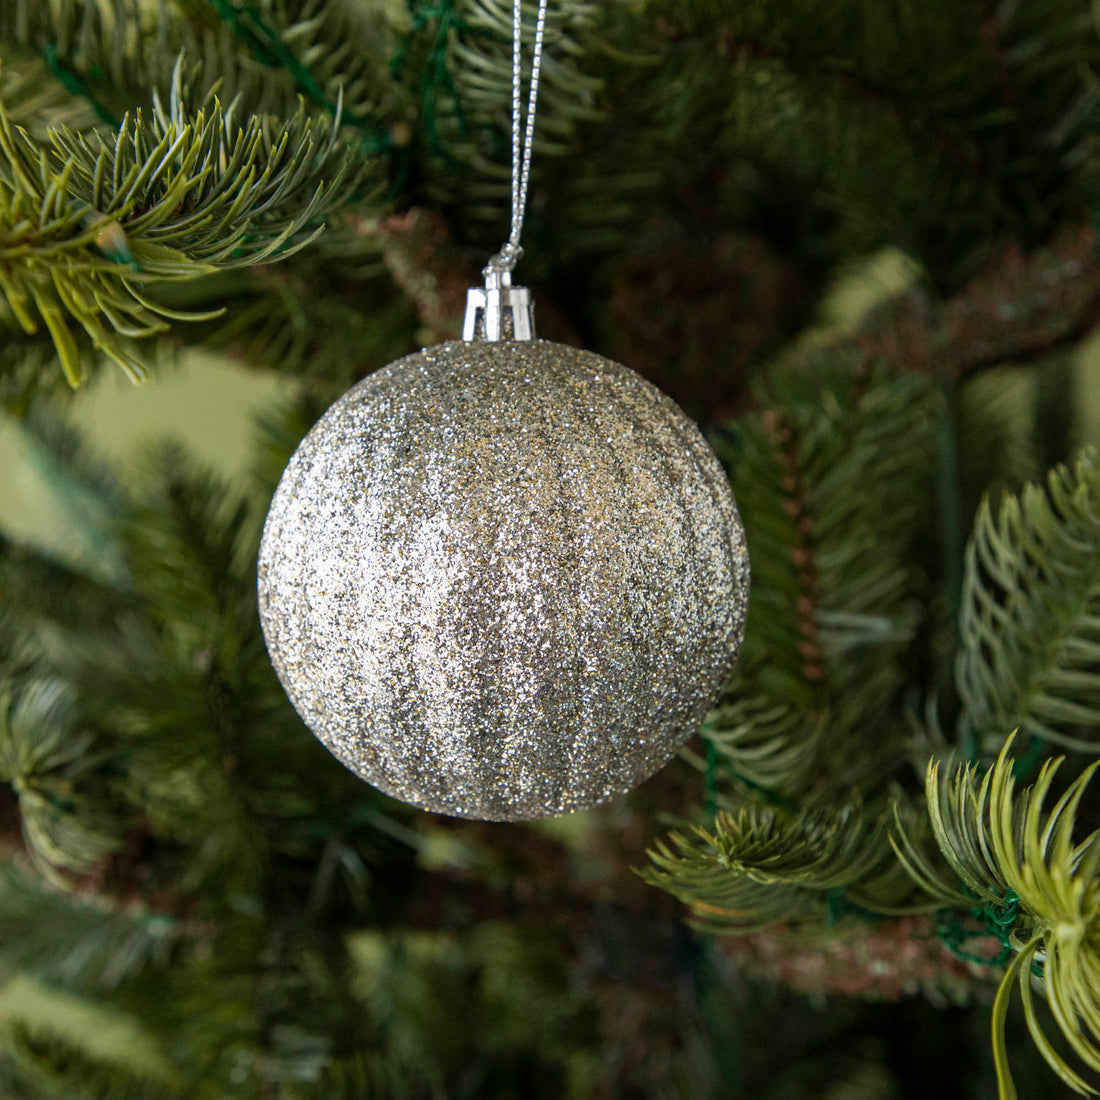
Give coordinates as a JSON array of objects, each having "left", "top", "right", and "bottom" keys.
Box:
[
  {"left": 486, "top": 241, "right": 523, "bottom": 274},
  {"left": 463, "top": 0, "right": 548, "bottom": 343}
]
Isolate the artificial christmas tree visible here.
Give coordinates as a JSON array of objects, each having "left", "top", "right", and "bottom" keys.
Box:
[{"left": 2, "top": 2, "right": 1100, "bottom": 1097}]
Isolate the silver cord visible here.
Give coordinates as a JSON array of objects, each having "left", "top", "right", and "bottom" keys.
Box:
[{"left": 487, "top": 0, "right": 549, "bottom": 274}]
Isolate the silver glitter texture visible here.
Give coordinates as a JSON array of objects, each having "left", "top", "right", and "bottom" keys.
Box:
[{"left": 257, "top": 340, "right": 749, "bottom": 821}]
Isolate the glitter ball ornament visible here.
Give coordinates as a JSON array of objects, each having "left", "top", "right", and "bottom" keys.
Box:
[{"left": 258, "top": 335, "right": 749, "bottom": 821}]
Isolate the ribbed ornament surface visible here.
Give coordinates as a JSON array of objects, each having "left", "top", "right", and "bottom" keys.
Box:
[{"left": 257, "top": 340, "right": 749, "bottom": 820}]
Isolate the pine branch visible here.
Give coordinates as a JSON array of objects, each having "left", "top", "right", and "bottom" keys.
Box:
[
  {"left": 759, "top": 407, "right": 826, "bottom": 692},
  {"left": 854, "top": 224, "right": 1100, "bottom": 381},
  {"left": 198, "top": 0, "right": 409, "bottom": 142},
  {"left": 958, "top": 448, "right": 1100, "bottom": 753},
  {"left": 0, "top": 0, "right": 407, "bottom": 137},
  {"left": 0, "top": 1017, "right": 174, "bottom": 1100},
  {"left": 0, "top": 0, "right": 156, "bottom": 120},
  {"left": 718, "top": 913, "right": 1000, "bottom": 1003},
  {"left": 366, "top": 208, "right": 474, "bottom": 341},
  {"left": 0, "top": 56, "right": 104, "bottom": 139},
  {"left": 0, "top": 681, "right": 119, "bottom": 887},
  {"left": 703, "top": 360, "right": 940, "bottom": 801},
  {"left": 0, "top": 413, "right": 416, "bottom": 914},
  {"left": 641, "top": 799, "right": 912, "bottom": 934},
  {"left": 585, "top": 0, "right": 1099, "bottom": 286},
  {"left": 406, "top": 0, "right": 611, "bottom": 236},
  {"left": 0, "top": 323, "right": 99, "bottom": 411},
  {"left": 0, "top": 862, "right": 188, "bottom": 993},
  {"left": 894, "top": 742, "right": 1100, "bottom": 1099},
  {"left": 308, "top": 1050, "right": 422, "bottom": 1100},
  {"left": 178, "top": 238, "right": 421, "bottom": 388},
  {"left": 714, "top": 27, "right": 980, "bottom": 171},
  {"left": 0, "top": 58, "right": 377, "bottom": 384},
  {"left": 697, "top": 697, "right": 822, "bottom": 800}
]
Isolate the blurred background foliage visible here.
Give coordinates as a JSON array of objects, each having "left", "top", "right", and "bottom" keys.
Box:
[{"left": 3, "top": 1, "right": 1100, "bottom": 1097}]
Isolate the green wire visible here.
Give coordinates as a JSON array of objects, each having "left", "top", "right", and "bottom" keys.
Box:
[
  {"left": 393, "top": 0, "right": 479, "bottom": 163},
  {"left": 209, "top": 0, "right": 496, "bottom": 176},
  {"left": 42, "top": 44, "right": 120, "bottom": 128},
  {"left": 209, "top": 0, "right": 393, "bottom": 154},
  {"left": 934, "top": 889, "right": 1020, "bottom": 969},
  {"left": 43, "top": 1, "right": 489, "bottom": 189}
]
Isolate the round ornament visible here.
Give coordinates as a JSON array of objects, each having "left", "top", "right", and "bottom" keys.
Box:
[
  {"left": 258, "top": 337, "right": 749, "bottom": 820},
  {"left": 258, "top": 0, "right": 748, "bottom": 820}
]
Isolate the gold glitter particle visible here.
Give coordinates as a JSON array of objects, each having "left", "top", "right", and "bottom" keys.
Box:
[{"left": 257, "top": 340, "right": 749, "bottom": 820}]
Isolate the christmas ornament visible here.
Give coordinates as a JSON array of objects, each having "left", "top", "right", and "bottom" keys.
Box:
[{"left": 257, "top": 0, "right": 750, "bottom": 820}]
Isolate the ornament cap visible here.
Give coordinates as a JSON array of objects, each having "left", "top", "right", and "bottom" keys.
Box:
[{"left": 463, "top": 267, "right": 536, "bottom": 342}]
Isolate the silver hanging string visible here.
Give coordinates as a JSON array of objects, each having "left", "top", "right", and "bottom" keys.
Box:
[
  {"left": 486, "top": 0, "right": 549, "bottom": 275},
  {"left": 464, "top": 0, "right": 547, "bottom": 339}
]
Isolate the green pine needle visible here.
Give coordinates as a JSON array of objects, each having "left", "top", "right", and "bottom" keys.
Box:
[
  {"left": 641, "top": 799, "right": 905, "bottom": 933},
  {"left": 0, "top": 681, "right": 118, "bottom": 887},
  {"left": 958, "top": 448, "right": 1100, "bottom": 754},
  {"left": 0, "top": 57, "right": 376, "bottom": 385},
  {"left": 697, "top": 696, "right": 823, "bottom": 800},
  {"left": 896, "top": 740, "right": 1100, "bottom": 1098}
]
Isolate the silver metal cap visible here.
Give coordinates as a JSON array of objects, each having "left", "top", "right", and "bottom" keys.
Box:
[{"left": 462, "top": 268, "right": 536, "bottom": 342}]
